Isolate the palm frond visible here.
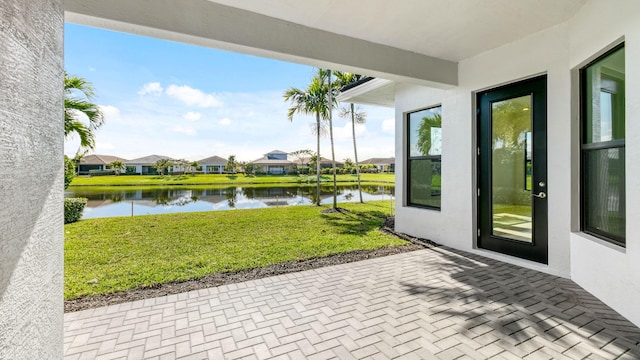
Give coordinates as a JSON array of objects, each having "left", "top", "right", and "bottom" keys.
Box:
[
  {"left": 65, "top": 119, "right": 95, "bottom": 149},
  {"left": 64, "top": 73, "right": 104, "bottom": 150},
  {"left": 339, "top": 105, "right": 367, "bottom": 124}
]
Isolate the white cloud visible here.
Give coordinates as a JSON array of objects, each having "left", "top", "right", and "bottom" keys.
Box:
[
  {"left": 166, "top": 84, "right": 222, "bottom": 108},
  {"left": 183, "top": 112, "right": 202, "bottom": 121},
  {"left": 64, "top": 90, "right": 395, "bottom": 162},
  {"left": 138, "top": 82, "right": 163, "bottom": 96},
  {"left": 96, "top": 142, "right": 115, "bottom": 151},
  {"left": 333, "top": 121, "right": 366, "bottom": 140},
  {"left": 98, "top": 105, "right": 121, "bottom": 121},
  {"left": 171, "top": 125, "right": 196, "bottom": 136},
  {"left": 381, "top": 118, "right": 395, "bottom": 134}
]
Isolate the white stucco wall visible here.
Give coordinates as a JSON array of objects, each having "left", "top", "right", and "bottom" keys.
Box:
[
  {"left": 395, "top": 22, "right": 572, "bottom": 276},
  {"left": 0, "top": 0, "right": 64, "bottom": 358},
  {"left": 394, "top": 0, "right": 640, "bottom": 326},
  {"left": 567, "top": 0, "right": 640, "bottom": 328}
]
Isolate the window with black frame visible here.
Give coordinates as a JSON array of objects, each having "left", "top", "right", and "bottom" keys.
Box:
[
  {"left": 407, "top": 106, "right": 442, "bottom": 209},
  {"left": 581, "top": 44, "right": 625, "bottom": 246}
]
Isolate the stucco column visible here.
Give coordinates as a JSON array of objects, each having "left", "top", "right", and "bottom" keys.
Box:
[{"left": 0, "top": 0, "right": 64, "bottom": 358}]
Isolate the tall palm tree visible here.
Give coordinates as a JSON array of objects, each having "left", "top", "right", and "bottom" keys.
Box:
[
  {"left": 64, "top": 72, "right": 104, "bottom": 150},
  {"left": 284, "top": 70, "right": 332, "bottom": 206},
  {"left": 339, "top": 104, "right": 367, "bottom": 202},
  {"left": 315, "top": 69, "right": 343, "bottom": 209},
  {"left": 335, "top": 72, "right": 367, "bottom": 203},
  {"left": 325, "top": 69, "right": 338, "bottom": 209}
]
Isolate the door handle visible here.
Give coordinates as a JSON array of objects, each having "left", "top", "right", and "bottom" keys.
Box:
[{"left": 532, "top": 192, "right": 546, "bottom": 199}]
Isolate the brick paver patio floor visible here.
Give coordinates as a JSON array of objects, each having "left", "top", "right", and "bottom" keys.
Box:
[{"left": 64, "top": 247, "right": 640, "bottom": 359}]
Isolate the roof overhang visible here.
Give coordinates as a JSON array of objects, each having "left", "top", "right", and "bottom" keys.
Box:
[{"left": 337, "top": 78, "right": 394, "bottom": 107}]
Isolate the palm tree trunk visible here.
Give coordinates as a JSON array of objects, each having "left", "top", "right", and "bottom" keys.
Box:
[
  {"left": 328, "top": 70, "right": 337, "bottom": 209},
  {"left": 351, "top": 103, "right": 364, "bottom": 203},
  {"left": 315, "top": 112, "right": 321, "bottom": 206}
]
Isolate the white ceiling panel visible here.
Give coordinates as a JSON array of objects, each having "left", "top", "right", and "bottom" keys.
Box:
[{"left": 208, "top": 0, "right": 586, "bottom": 61}]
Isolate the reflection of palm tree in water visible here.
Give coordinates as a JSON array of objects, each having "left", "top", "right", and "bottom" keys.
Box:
[
  {"left": 152, "top": 190, "right": 171, "bottom": 205},
  {"left": 152, "top": 189, "right": 198, "bottom": 207},
  {"left": 226, "top": 187, "right": 237, "bottom": 208},
  {"left": 110, "top": 193, "right": 124, "bottom": 203},
  {"left": 304, "top": 187, "right": 319, "bottom": 205},
  {"left": 243, "top": 187, "right": 255, "bottom": 200}
]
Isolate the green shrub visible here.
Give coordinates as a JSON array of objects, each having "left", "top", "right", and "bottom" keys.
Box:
[
  {"left": 64, "top": 156, "right": 75, "bottom": 189},
  {"left": 88, "top": 169, "right": 116, "bottom": 176},
  {"left": 64, "top": 198, "right": 87, "bottom": 224}
]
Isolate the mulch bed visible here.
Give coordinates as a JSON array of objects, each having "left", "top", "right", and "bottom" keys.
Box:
[{"left": 64, "top": 216, "right": 438, "bottom": 312}]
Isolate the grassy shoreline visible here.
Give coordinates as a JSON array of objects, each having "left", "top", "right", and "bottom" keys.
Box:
[
  {"left": 69, "top": 173, "right": 395, "bottom": 186},
  {"left": 64, "top": 200, "right": 402, "bottom": 300}
]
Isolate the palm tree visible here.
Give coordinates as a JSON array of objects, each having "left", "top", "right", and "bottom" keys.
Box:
[
  {"left": 225, "top": 155, "right": 237, "bottom": 174},
  {"left": 189, "top": 161, "right": 199, "bottom": 175},
  {"left": 153, "top": 159, "right": 171, "bottom": 176},
  {"left": 335, "top": 72, "right": 367, "bottom": 203},
  {"left": 325, "top": 69, "right": 338, "bottom": 209},
  {"left": 290, "top": 149, "right": 313, "bottom": 174},
  {"left": 64, "top": 72, "right": 104, "bottom": 150},
  {"left": 109, "top": 161, "right": 125, "bottom": 175},
  {"left": 284, "top": 70, "right": 332, "bottom": 206}
]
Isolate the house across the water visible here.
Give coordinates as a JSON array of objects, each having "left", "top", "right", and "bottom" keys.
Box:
[
  {"left": 125, "top": 155, "right": 174, "bottom": 175},
  {"left": 198, "top": 155, "right": 227, "bottom": 174},
  {"left": 251, "top": 150, "right": 294, "bottom": 175},
  {"left": 360, "top": 157, "right": 395, "bottom": 173},
  {"left": 76, "top": 154, "right": 129, "bottom": 175}
]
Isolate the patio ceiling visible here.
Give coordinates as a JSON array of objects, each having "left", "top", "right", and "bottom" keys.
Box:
[
  {"left": 65, "top": 0, "right": 585, "bottom": 88},
  {"left": 208, "top": 0, "right": 587, "bottom": 62}
]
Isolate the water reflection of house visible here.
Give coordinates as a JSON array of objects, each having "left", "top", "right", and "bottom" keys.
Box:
[
  {"left": 77, "top": 154, "right": 129, "bottom": 175},
  {"left": 252, "top": 150, "right": 293, "bottom": 174},
  {"left": 196, "top": 188, "right": 233, "bottom": 204},
  {"left": 198, "top": 155, "right": 227, "bottom": 174},
  {"left": 84, "top": 199, "right": 113, "bottom": 208},
  {"left": 359, "top": 185, "right": 394, "bottom": 196}
]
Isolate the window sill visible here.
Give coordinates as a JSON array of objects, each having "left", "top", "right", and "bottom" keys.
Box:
[
  {"left": 571, "top": 231, "right": 626, "bottom": 254},
  {"left": 406, "top": 204, "right": 441, "bottom": 212}
]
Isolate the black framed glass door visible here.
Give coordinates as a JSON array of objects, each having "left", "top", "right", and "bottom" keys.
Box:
[{"left": 477, "top": 76, "right": 548, "bottom": 264}]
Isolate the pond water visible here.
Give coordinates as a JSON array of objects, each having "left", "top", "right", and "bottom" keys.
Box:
[{"left": 65, "top": 184, "right": 395, "bottom": 219}]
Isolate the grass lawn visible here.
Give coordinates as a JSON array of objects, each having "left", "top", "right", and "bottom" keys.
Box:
[
  {"left": 64, "top": 200, "right": 404, "bottom": 300},
  {"left": 69, "top": 173, "right": 395, "bottom": 186}
]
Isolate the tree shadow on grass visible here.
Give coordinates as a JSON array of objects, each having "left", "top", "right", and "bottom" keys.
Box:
[{"left": 320, "top": 206, "right": 388, "bottom": 236}]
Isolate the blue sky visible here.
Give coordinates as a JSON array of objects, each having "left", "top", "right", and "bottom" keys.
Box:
[{"left": 64, "top": 23, "right": 395, "bottom": 162}]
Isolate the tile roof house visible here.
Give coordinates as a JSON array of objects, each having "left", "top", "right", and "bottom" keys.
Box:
[
  {"left": 77, "top": 154, "right": 129, "bottom": 175},
  {"left": 125, "top": 155, "right": 174, "bottom": 175},
  {"left": 198, "top": 155, "right": 227, "bottom": 174},
  {"left": 291, "top": 157, "right": 344, "bottom": 170},
  {"left": 360, "top": 157, "right": 395, "bottom": 173},
  {"left": 251, "top": 150, "right": 293, "bottom": 175}
]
